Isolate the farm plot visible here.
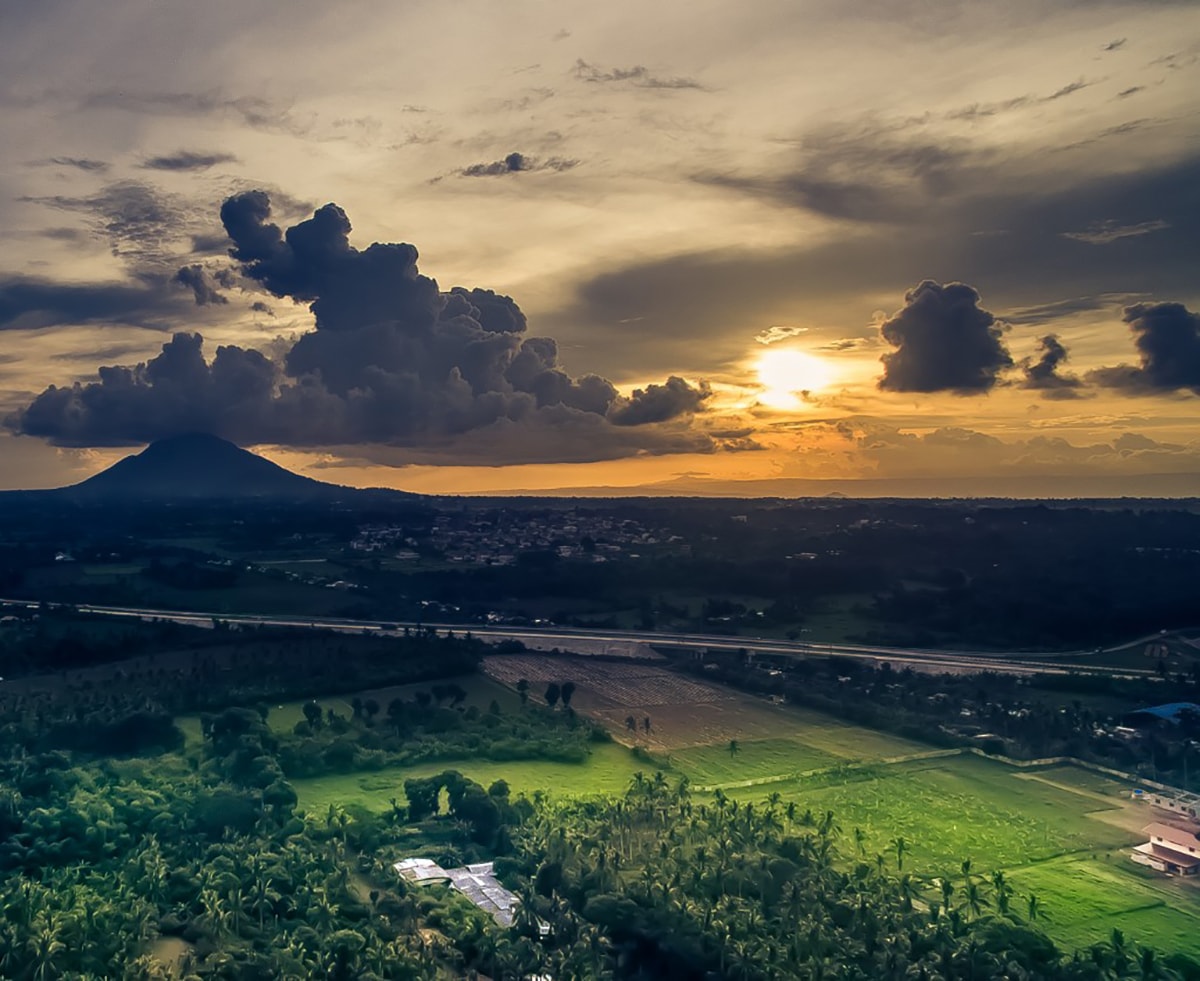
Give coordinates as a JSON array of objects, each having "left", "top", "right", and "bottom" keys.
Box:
[
  {"left": 732, "top": 755, "right": 1135, "bottom": 875},
  {"left": 1008, "top": 857, "right": 1200, "bottom": 956},
  {"left": 292, "top": 742, "right": 647, "bottom": 813},
  {"left": 482, "top": 653, "right": 930, "bottom": 760},
  {"left": 667, "top": 738, "right": 839, "bottom": 785},
  {"left": 483, "top": 654, "right": 728, "bottom": 708}
]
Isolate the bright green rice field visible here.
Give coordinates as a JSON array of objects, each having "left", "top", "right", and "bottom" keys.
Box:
[{"left": 234, "top": 676, "right": 1197, "bottom": 959}]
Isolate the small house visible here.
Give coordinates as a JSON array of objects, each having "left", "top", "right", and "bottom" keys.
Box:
[{"left": 1132, "top": 823, "right": 1200, "bottom": 875}]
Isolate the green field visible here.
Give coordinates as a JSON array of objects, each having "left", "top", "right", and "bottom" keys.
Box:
[
  {"left": 279, "top": 673, "right": 1197, "bottom": 959},
  {"left": 665, "top": 737, "right": 839, "bottom": 785},
  {"left": 728, "top": 756, "right": 1135, "bottom": 872},
  {"left": 293, "top": 741, "right": 649, "bottom": 813},
  {"left": 1008, "top": 857, "right": 1200, "bottom": 955}
]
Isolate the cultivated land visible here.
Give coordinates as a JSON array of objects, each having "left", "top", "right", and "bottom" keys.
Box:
[{"left": 286, "top": 652, "right": 1200, "bottom": 958}]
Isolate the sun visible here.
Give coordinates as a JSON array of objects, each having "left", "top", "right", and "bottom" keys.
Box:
[{"left": 755, "top": 347, "right": 834, "bottom": 409}]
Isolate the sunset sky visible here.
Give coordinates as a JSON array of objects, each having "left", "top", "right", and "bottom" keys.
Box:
[{"left": 1, "top": 0, "right": 1198, "bottom": 496}]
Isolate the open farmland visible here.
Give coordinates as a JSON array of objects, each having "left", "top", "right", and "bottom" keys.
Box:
[
  {"left": 480, "top": 654, "right": 1200, "bottom": 957},
  {"left": 292, "top": 741, "right": 648, "bottom": 814},
  {"left": 481, "top": 652, "right": 928, "bottom": 758},
  {"left": 725, "top": 755, "right": 1136, "bottom": 872},
  {"left": 283, "top": 652, "right": 1198, "bottom": 958}
]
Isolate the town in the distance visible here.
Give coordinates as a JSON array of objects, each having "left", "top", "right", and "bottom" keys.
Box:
[{"left": 0, "top": 432, "right": 1197, "bottom": 978}]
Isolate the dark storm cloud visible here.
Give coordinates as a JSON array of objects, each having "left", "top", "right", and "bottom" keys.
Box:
[
  {"left": 173, "top": 265, "right": 228, "bottom": 306},
  {"left": 10, "top": 193, "right": 712, "bottom": 459},
  {"left": 141, "top": 150, "right": 238, "bottom": 172},
  {"left": 877, "top": 281, "right": 1012, "bottom": 394},
  {"left": 0, "top": 276, "right": 185, "bottom": 331},
  {"left": 1019, "top": 335, "right": 1085, "bottom": 398},
  {"left": 10, "top": 333, "right": 280, "bottom": 446},
  {"left": 459, "top": 152, "right": 578, "bottom": 177},
  {"left": 610, "top": 377, "right": 712, "bottom": 425},
  {"left": 1091, "top": 301, "right": 1200, "bottom": 394},
  {"left": 572, "top": 59, "right": 702, "bottom": 90}
]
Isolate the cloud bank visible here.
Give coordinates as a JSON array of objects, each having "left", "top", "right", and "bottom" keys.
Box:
[{"left": 7, "top": 191, "right": 714, "bottom": 463}]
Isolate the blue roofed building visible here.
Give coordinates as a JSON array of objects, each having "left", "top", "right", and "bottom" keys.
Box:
[{"left": 1126, "top": 702, "right": 1200, "bottom": 726}]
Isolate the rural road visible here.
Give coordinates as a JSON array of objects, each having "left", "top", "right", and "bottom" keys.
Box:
[{"left": 0, "top": 597, "right": 1171, "bottom": 679}]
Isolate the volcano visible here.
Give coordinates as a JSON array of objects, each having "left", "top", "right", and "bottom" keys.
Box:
[{"left": 63, "top": 433, "right": 340, "bottom": 500}]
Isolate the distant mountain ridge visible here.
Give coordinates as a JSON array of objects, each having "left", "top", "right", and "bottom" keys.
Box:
[{"left": 62, "top": 433, "right": 343, "bottom": 500}]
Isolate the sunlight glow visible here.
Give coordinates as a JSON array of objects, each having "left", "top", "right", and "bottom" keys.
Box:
[{"left": 755, "top": 348, "right": 834, "bottom": 410}]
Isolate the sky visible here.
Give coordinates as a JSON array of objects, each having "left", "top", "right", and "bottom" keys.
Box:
[{"left": 1, "top": 0, "right": 1198, "bottom": 496}]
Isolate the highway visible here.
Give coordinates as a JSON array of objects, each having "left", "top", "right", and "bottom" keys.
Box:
[{"left": 0, "top": 597, "right": 1164, "bottom": 679}]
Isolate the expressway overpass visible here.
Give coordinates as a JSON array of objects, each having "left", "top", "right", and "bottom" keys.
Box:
[{"left": 0, "top": 597, "right": 1163, "bottom": 679}]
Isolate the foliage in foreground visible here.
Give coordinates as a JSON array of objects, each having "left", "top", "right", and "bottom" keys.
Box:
[{"left": 494, "top": 775, "right": 1199, "bottom": 980}]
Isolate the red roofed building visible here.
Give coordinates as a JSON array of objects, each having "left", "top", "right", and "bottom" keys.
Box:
[{"left": 1132, "top": 823, "right": 1200, "bottom": 875}]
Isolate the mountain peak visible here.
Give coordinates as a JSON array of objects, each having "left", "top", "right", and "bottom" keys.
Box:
[{"left": 65, "top": 433, "right": 335, "bottom": 500}]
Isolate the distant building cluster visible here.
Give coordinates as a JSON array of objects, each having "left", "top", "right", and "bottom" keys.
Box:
[{"left": 351, "top": 508, "right": 686, "bottom": 566}]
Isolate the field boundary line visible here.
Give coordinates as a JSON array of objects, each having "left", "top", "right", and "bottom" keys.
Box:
[
  {"left": 1010, "top": 772, "right": 1121, "bottom": 807},
  {"left": 698, "top": 747, "right": 1178, "bottom": 797},
  {"left": 964, "top": 748, "right": 1183, "bottom": 794},
  {"left": 695, "top": 747, "right": 961, "bottom": 792}
]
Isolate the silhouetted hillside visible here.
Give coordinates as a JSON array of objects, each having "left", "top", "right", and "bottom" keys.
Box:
[{"left": 62, "top": 433, "right": 340, "bottom": 500}]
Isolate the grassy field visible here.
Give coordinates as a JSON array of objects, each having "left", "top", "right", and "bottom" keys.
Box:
[
  {"left": 279, "top": 657, "right": 1197, "bottom": 959},
  {"left": 727, "top": 755, "right": 1135, "bottom": 873},
  {"left": 293, "top": 742, "right": 648, "bottom": 813},
  {"left": 664, "top": 737, "right": 839, "bottom": 785},
  {"left": 1008, "top": 857, "right": 1200, "bottom": 955}
]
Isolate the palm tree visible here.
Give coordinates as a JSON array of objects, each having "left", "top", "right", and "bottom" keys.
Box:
[
  {"left": 892, "top": 836, "right": 908, "bottom": 871},
  {"left": 963, "top": 881, "right": 989, "bottom": 920},
  {"left": 1109, "top": 928, "right": 1131, "bottom": 976},
  {"left": 307, "top": 888, "right": 341, "bottom": 933},
  {"left": 27, "top": 913, "right": 68, "bottom": 981},
  {"left": 199, "top": 887, "right": 232, "bottom": 940},
  {"left": 991, "top": 869, "right": 1011, "bottom": 915},
  {"left": 1138, "top": 945, "right": 1162, "bottom": 980},
  {"left": 250, "top": 867, "right": 281, "bottom": 931},
  {"left": 940, "top": 877, "right": 955, "bottom": 913}
]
